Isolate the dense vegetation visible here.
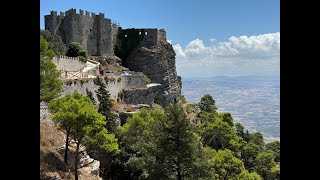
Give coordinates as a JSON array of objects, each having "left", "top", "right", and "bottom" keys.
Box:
[
  {"left": 46, "top": 89, "right": 280, "bottom": 180},
  {"left": 102, "top": 94, "right": 280, "bottom": 180},
  {"left": 40, "top": 35, "right": 62, "bottom": 102},
  {"left": 49, "top": 92, "right": 119, "bottom": 180},
  {"left": 40, "top": 30, "right": 66, "bottom": 56},
  {"left": 66, "top": 42, "right": 89, "bottom": 62},
  {"left": 40, "top": 31, "right": 279, "bottom": 179}
]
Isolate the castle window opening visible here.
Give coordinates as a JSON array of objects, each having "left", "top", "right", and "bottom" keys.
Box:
[
  {"left": 125, "top": 34, "right": 127, "bottom": 37},
  {"left": 139, "top": 32, "right": 141, "bottom": 35},
  {"left": 90, "top": 28, "right": 92, "bottom": 33},
  {"left": 145, "top": 32, "right": 148, "bottom": 36}
]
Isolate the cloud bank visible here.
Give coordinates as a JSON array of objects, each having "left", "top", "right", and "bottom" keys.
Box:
[{"left": 173, "top": 32, "right": 280, "bottom": 77}]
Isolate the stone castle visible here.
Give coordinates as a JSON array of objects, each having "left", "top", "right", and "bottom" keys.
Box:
[
  {"left": 45, "top": 8, "right": 166, "bottom": 57},
  {"left": 43, "top": 8, "right": 182, "bottom": 116}
]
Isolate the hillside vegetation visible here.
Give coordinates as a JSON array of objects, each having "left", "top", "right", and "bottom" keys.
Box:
[{"left": 40, "top": 32, "right": 279, "bottom": 180}]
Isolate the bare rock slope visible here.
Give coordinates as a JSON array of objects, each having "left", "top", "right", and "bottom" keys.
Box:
[{"left": 124, "top": 40, "right": 182, "bottom": 106}]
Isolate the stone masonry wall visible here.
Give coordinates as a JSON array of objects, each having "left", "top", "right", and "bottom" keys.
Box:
[
  {"left": 52, "top": 56, "right": 85, "bottom": 71},
  {"left": 45, "top": 9, "right": 113, "bottom": 56},
  {"left": 61, "top": 73, "right": 146, "bottom": 102},
  {"left": 123, "top": 85, "right": 160, "bottom": 105}
]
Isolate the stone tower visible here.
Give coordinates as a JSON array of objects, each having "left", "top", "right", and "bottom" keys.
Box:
[{"left": 44, "top": 8, "right": 116, "bottom": 56}]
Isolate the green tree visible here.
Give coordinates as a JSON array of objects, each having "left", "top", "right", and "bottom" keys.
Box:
[
  {"left": 153, "top": 104, "right": 199, "bottom": 179},
  {"left": 268, "top": 166, "right": 280, "bottom": 180},
  {"left": 254, "top": 151, "right": 276, "bottom": 180},
  {"left": 198, "top": 94, "right": 217, "bottom": 113},
  {"left": 115, "top": 108, "right": 165, "bottom": 179},
  {"left": 198, "top": 111, "right": 219, "bottom": 124},
  {"left": 228, "top": 135, "right": 246, "bottom": 158},
  {"left": 66, "top": 42, "right": 88, "bottom": 62},
  {"left": 235, "top": 122, "right": 245, "bottom": 139},
  {"left": 94, "top": 76, "right": 117, "bottom": 133},
  {"left": 50, "top": 92, "right": 119, "bottom": 180},
  {"left": 78, "top": 49, "right": 88, "bottom": 62},
  {"left": 265, "top": 141, "right": 280, "bottom": 163},
  {"left": 40, "top": 30, "right": 66, "bottom": 56},
  {"left": 241, "top": 142, "right": 260, "bottom": 170},
  {"left": 237, "top": 170, "right": 262, "bottom": 180},
  {"left": 250, "top": 132, "right": 265, "bottom": 148},
  {"left": 86, "top": 88, "right": 96, "bottom": 105},
  {"left": 211, "top": 149, "right": 245, "bottom": 179},
  {"left": 40, "top": 35, "right": 55, "bottom": 58},
  {"left": 218, "top": 112, "right": 234, "bottom": 127},
  {"left": 202, "top": 119, "right": 236, "bottom": 150},
  {"left": 244, "top": 130, "right": 250, "bottom": 142},
  {"left": 40, "top": 35, "right": 62, "bottom": 102},
  {"left": 123, "top": 104, "right": 205, "bottom": 180},
  {"left": 188, "top": 146, "right": 217, "bottom": 180},
  {"left": 49, "top": 93, "right": 76, "bottom": 164}
]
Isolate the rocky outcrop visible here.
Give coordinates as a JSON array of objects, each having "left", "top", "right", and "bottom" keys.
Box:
[
  {"left": 57, "top": 142, "right": 102, "bottom": 179},
  {"left": 123, "top": 40, "right": 182, "bottom": 106}
]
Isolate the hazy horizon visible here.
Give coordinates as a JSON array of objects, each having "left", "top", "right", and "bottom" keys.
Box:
[{"left": 182, "top": 76, "right": 280, "bottom": 142}]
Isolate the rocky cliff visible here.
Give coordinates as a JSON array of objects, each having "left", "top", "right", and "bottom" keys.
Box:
[{"left": 123, "top": 39, "right": 182, "bottom": 106}]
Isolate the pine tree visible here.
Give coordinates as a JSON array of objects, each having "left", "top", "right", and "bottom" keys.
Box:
[
  {"left": 40, "top": 35, "right": 62, "bottom": 102},
  {"left": 86, "top": 88, "right": 96, "bottom": 105},
  {"left": 154, "top": 104, "right": 199, "bottom": 179},
  {"left": 49, "top": 92, "right": 119, "bottom": 180},
  {"left": 94, "top": 76, "right": 117, "bottom": 132}
]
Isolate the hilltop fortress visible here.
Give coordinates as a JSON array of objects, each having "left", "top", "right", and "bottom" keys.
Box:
[
  {"left": 44, "top": 8, "right": 182, "bottom": 117},
  {"left": 45, "top": 8, "right": 166, "bottom": 57}
]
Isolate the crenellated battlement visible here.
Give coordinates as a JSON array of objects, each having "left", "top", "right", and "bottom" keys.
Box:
[
  {"left": 45, "top": 8, "right": 113, "bottom": 56},
  {"left": 45, "top": 8, "right": 166, "bottom": 57},
  {"left": 54, "top": 55, "right": 80, "bottom": 61},
  {"left": 52, "top": 9, "right": 105, "bottom": 18}
]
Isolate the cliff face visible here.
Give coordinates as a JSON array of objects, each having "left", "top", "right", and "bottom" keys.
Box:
[{"left": 123, "top": 40, "right": 182, "bottom": 106}]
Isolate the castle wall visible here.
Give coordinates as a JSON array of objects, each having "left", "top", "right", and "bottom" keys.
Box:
[
  {"left": 158, "top": 29, "right": 166, "bottom": 42},
  {"left": 61, "top": 73, "right": 146, "bottom": 103},
  {"left": 123, "top": 85, "right": 160, "bottom": 105},
  {"left": 111, "top": 24, "right": 120, "bottom": 54},
  {"left": 96, "top": 15, "right": 113, "bottom": 56},
  {"left": 121, "top": 28, "right": 161, "bottom": 48},
  {"left": 52, "top": 56, "right": 85, "bottom": 71},
  {"left": 140, "top": 29, "right": 159, "bottom": 47},
  {"left": 45, "top": 9, "right": 113, "bottom": 56}
]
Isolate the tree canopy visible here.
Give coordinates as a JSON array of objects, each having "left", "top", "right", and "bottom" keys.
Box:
[
  {"left": 198, "top": 94, "right": 217, "bottom": 113},
  {"left": 45, "top": 90, "right": 280, "bottom": 180},
  {"left": 94, "top": 76, "right": 117, "bottom": 133},
  {"left": 40, "top": 30, "right": 66, "bottom": 56},
  {"left": 49, "top": 92, "right": 119, "bottom": 180},
  {"left": 40, "top": 35, "right": 62, "bottom": 102},
  {"left": 66, "top": 42, "right": 88, "bottom": 62}
]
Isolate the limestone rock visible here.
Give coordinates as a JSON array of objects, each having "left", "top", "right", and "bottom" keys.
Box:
[{"left": 124, "top": 40, "right": 182, "bottom": 106}]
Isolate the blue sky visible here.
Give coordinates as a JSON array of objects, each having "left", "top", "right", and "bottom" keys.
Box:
[{"left": 40, "top": 0, "right": 280, "bottom": 77}]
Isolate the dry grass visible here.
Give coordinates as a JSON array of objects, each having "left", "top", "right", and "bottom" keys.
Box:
[
  {"left": 40, "top": 122, "right": 101, "bottom": 180},
  {"left": 40, "top": 122, "right": 74, "bottom": 179}
]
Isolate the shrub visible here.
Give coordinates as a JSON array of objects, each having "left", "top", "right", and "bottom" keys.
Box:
[{"left": 144, "top": 75, "right": 152, "bottom": 84}]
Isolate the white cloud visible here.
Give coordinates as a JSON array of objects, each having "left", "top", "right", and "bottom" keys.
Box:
[
  {"left": 209, "top": 38, "right": 216, "bottom": 42},
  {"left": 173, "top": 44, "right": 186, "bottom": 58},
  {"left": 167, "top": 39, "right": 172, "bottom": 44},
  {"left": 173, "top": 32, "right": 280, "bottom": 77}
]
